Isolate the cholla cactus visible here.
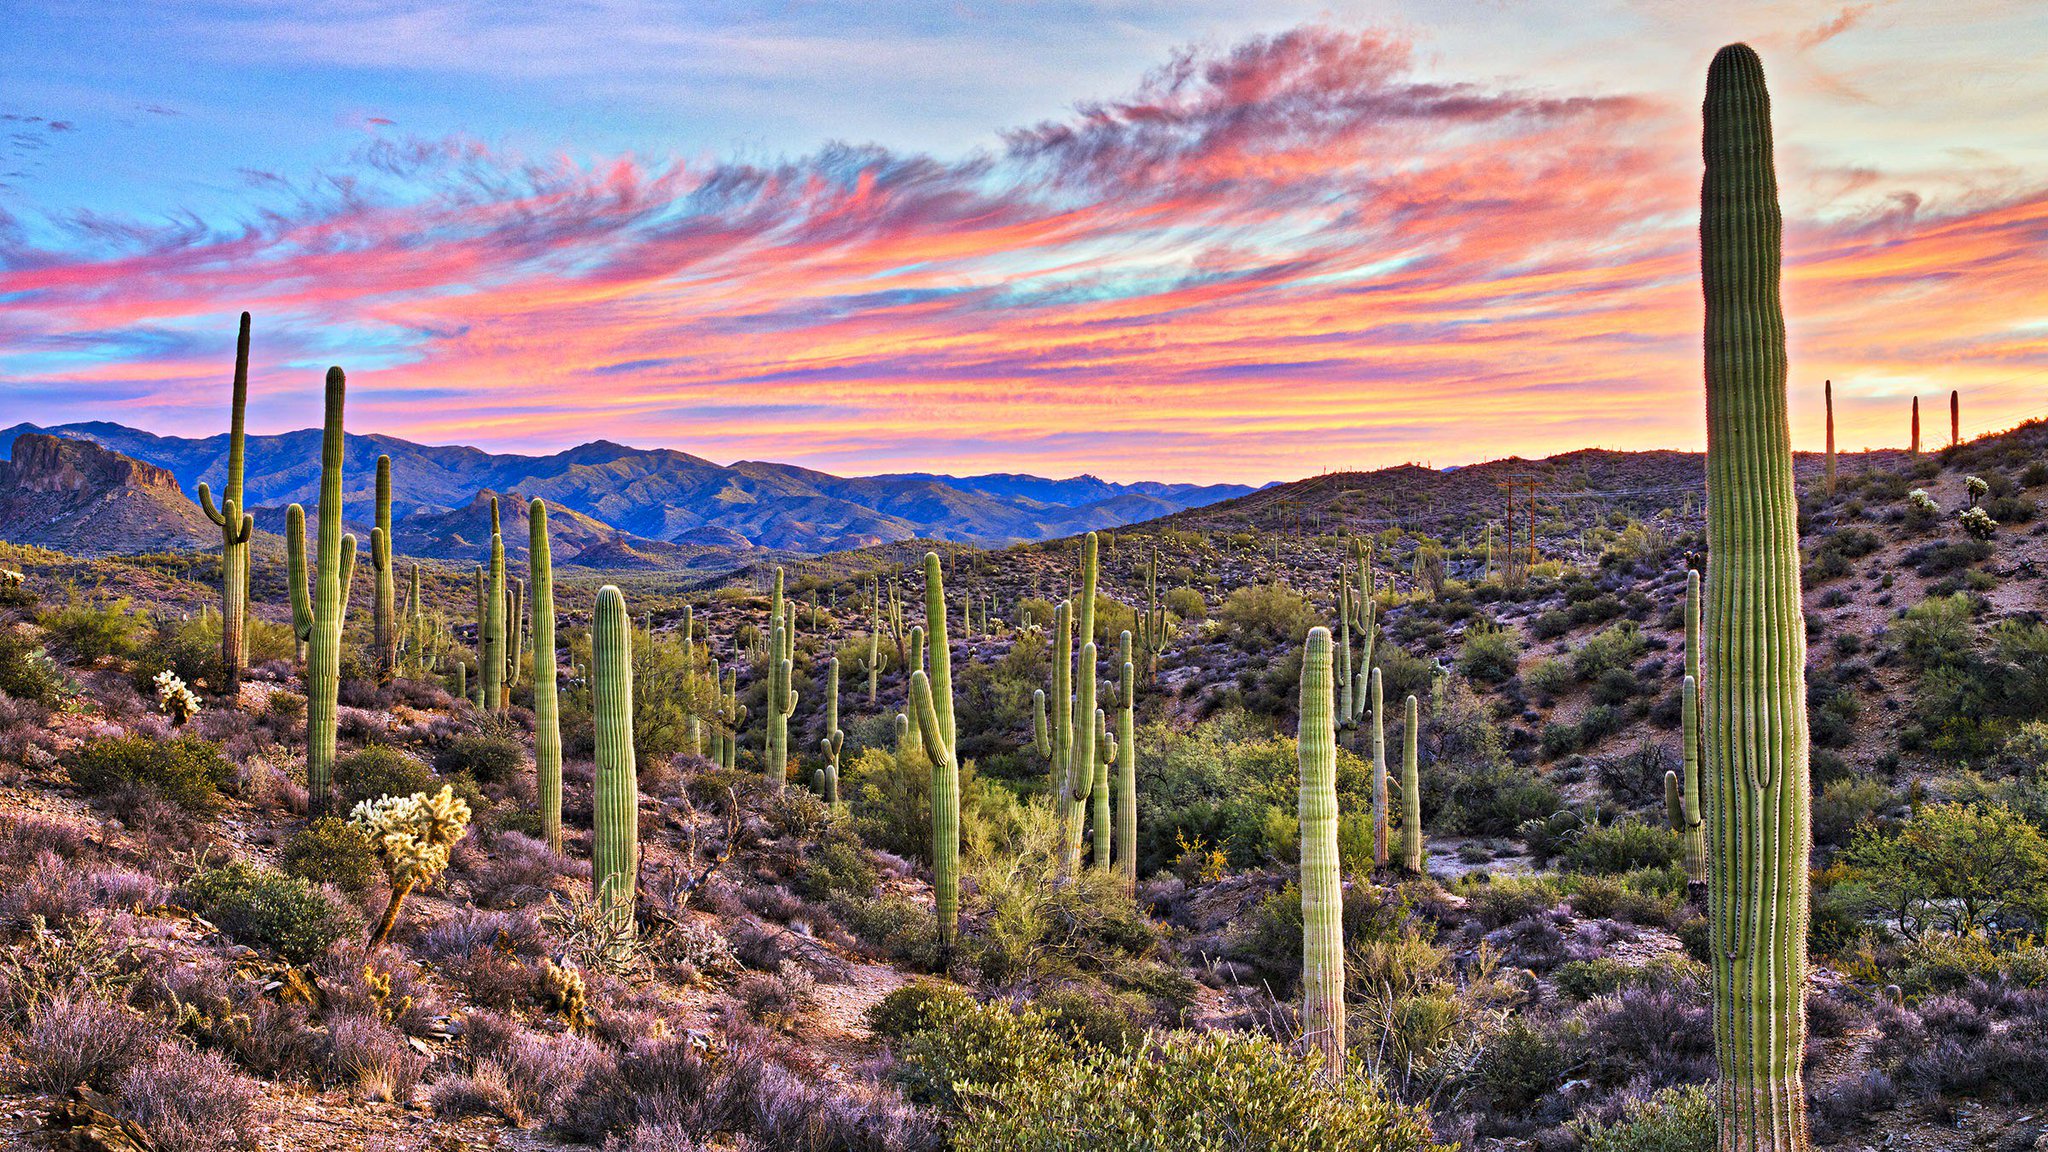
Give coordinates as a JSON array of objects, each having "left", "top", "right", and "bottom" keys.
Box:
[
  {"left": 352, "top": 785, "right": 473, "bottom": 951},
  {"left": 1964, "top": 476, "right": 1989, "bottom": 508},
  {"left": 0, "top": 569, "right": 23, "bottom": 589},
  {"left": 153, "top": 670, "right": 201, "bottom": 726},
  {"left": 1960, "top": 506, "right": 1997, "bottom": 540},
  {"left": 1908, "top": 489, "right": 1940, "bottom": 514}
]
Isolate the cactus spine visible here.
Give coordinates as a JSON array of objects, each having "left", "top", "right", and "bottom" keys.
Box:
[
  {"left": 1822, "top": 380, "right": 1836, "bottom": 496},
  {"left": 1674, "top": 570, "right": 1708, "bottom": 884},
  {"left": 1115, "top": 630, "right": 1137, "bottom": 885},
  {"left": 907, "top": 553, "right": 960, "bottom": 951},
  {"left": 288, "top": 368, "right": 356, "bottom": 815},
  {"left": 1298, "top": 626, "right": 1344, "bottom": 1078},
  {"left": 1401, "top": 694, "right": 1422, "bottom": 874},
  {"left": 196, "top": 312, "right": 255, "bottom": 697},
  {"left": 530, "top": 500, "right": 562, "bottom": 852},
  {"left": 370, "top": 455, "right": 397, "bottom": 681},
  {"left": 819, "top": 656, "right": 843, "bottom": 805},
  {"left": 766, "top": 568, "right": 797, "bottom": 792},
  {"left": 591, "top": 585, "right": 638, "bottom": 943},
  {"left": 483, "top": 499, "right": 506, "bottom": 712},
  {"left": 1700, "top": 43, "right": 1813, "bottom": 1152},
  {"left": 1370, "top": 665, "right": 1387, "bottom": 868}
]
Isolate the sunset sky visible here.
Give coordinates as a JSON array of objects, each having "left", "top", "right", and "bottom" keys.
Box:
[{"left": 3, "top": 1, "right": 2045, "bottom": 483}]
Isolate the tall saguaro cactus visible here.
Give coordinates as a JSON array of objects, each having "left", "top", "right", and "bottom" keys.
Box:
[
  {"left": 766, "top": 568, "right": 797, "bottom": 792},
  {"left": 1700, "top": 43, "right": 1813, "bottom": 1152},
  {"left": 908, "top": 553, "right": 961, "bottom": 951},
  {"left": 591, "top": 585, "right": 639, "bottom": 943},
  {"left": 370, "top": 456, "right": 397, "bottom": 681},
  {"left": 1115, "top": 630, "right": 1138, "bottom": 886},
  {"left": 1061, "top": 533, "right": 1101, "bottom": 876},
  {"left": 288, "top": 368, "right": 356, "bottom": 816},
  {"left": 1822, "top": 380, "right": 1837, "bottom": 496},
  {"left": 1370, "top": 666, "right": 1388, "bottom": 868},
  {"left": 819, "top": 656, "right": 844, "bottom": 805},
  {"left": 1949, "top": 389, "right": 1960, "bottom": 448},
  {"left": 197, "top": 312, "right": 255, "bottom": 697},
  {"left": 1910, "top": 396, "right": 1921, "bottom": 454},
  {"left": 683, "top": 605, "right": 701, "bottom": 759},
  {"left": 483, "top": 499, "right": 506, "bottom": 713},
  {"left": 1298, "top": 626, "right": 1344, "bottom": 1079},
  {"left": 1401, "top": 694, "right": 1423, "bottom": 875},
  {"left": 530, "top": 500, "right": 563, "bottom": 852},
  {"left": 1671, "top": 570, "right": 1708, "bottom": 885}
]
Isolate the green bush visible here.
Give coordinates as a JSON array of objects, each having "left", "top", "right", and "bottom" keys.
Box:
[
  {"left": 0, "top": 631, "right": 66, "bottom": 706},
  {"left": 281, "top": 818, "right": 381, "bottom": 897},
  {"left": 1561, "top": 817, "right": 1681, "bottom": 875},
  {"left": 794, "top": 837, "right": 879, "bottom": 902},
  {"left": 1455, "top": 623, "right": 1521, "bottom": 684},
  {"left": 434, "top": 732, "right": 524, "bottom": 786},
  {"left": 183, "top": 861, "right": 354, "bottom": 965},
  {"left": 950, "top": 1025, "right": 1450, "bottom": 1152},
  {"left": 866, "top": 980, "right": 976, "bottom": 1043},
  {"left": 1472, "top": 1018, "right": 1568, "bottom": 1112},
  {"left": 1165, "top": 587, "right": 1207, "bottom": 622},
  {"left": 68, "top": 735, "right": 231, "bottom": 813},
  {"left": 1891, "top": 931, "right": 2048, "bottom": 995},
  {"left": 1219, "top": 582, "right": 1317, "bottom": 647},
  {"left": 335, "top": 746, "right": 434, "bottom": 809},
  {"left": 1570, "top": 1084, "right": 1716, "bottom": 1152},
  {"left": 39, "top": 597, "right": 140, "bottom": 662}
]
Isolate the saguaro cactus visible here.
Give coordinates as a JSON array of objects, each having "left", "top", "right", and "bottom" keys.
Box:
[
  {"left": 530, "top": 500, "right": 563, "bottom": 852},
  {"left": 1115, "top": 630, "right": 1138, "bottom": 885},
  {"left": 1401, "top": 694, "right": 1423, "bottom": 874},
  {"left": 1910, "top": 396, "right": 1921, "bottom": 454},
  {"left": 483, "top": 499, "right": 506, "bottom": 712},
  {"left": 907, "top": 553, "right": 961, "bottom": 951},
  {"left": 369, "top": 455, "right": 397, "bottom": 681},
  {"left": 1700, "top": 43, "right": 1813, "bottom": 1152},
  {"left": 1949, "top": 389, "right": 1960, "bottom": 448},
  {"left": 766, "top": 568, "right": 797, "bottom": 792},
  {"left": 591, "top": 585, "right": 639, "bottom": 943},
  {"left": 819, "top": 656, "right": 844, "bottom": 805},
  {"left": 1823, "top": 380, "right": 1836, "bottom": 496},
  {"left": 1370, "top": 666, "right": 1387, "bottom": 868},
  {"left": 1673, "top": 570, "right": 1708, "bottom": 885},
  {"left": 683, "top": 604, "right": 701, "bottom": 759},
  {"left": 1061, "top": 533, "right": 1101, "bottom": 876},
  {"left": 288, "top": 368, "right": 356, "bottom": 816},
  {"left": 196, "top": 312, "right": 255, "bottom": 697},
  {"left": 1298, "top": 626, "right": 1344, "bottom": 1078}
]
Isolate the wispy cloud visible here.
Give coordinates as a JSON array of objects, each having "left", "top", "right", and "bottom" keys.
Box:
[{"left": 0, "top": 24, "right": 2042, "bottom": 481}]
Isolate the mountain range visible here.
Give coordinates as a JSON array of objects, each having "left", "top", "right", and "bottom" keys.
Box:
[{"left": 0, "top": 422, "right": 1258, "bottom": 560}]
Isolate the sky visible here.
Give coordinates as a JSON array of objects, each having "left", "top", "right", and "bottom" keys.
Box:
[{"left": 1, "top": 1, "right": 2045, "bottom": 484}]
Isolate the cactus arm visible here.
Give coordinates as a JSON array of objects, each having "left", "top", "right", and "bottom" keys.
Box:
[
  {"left": 286, "top": 503, "right": 313, "bottom": 643},
  {"left": 1298, "top": 626, "right": 1345, "bottom": 1079},
  {"left": 198, "top": 482, "right": 228, "bottom": 526},
  {"left": 1032, "top": 688, "right": 1050, "bottom": 758},
  {"left": 339, "top": 533, "right": 357, "bottom": 612}
]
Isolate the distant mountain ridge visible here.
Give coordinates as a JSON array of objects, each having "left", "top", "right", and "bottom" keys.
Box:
[{"left": 0, "top": 423, "right": 1260, "bottom": 556}]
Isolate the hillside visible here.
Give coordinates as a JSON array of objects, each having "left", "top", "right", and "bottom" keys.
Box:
[{"left": 0, "top": 433, "right": 217, "bottom": 556}]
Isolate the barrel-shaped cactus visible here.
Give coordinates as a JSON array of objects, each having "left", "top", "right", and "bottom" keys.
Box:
[
  {"left": 907, "top": 553, "right": 961, "bottom": 950},
  {"left": 370, "top": 455, "right": 397, "bottom": 681},
  {"left": 1401, "top": 694, "right": 1423, "bottom": 874},
  {"left": 196, "top": 312, "right": 255, "bottom": 697},
  {"left": 1700, "top": 43, "right": 1813, "bottom": 1151},
  {"left": 530, "top": 500, "right": 563, "bottom": 852},
  {"left": 288, "top": 368, "right": 356, "bottom": 815},
  {"left": 483, "top": 499, "right": 506, "bottom": 712},
  {"left": 591, "top": 585, "right": 639, "bottom": 943},
  {"left": 1298, "top": 626, "right": 1345, "bottom": 1078}
]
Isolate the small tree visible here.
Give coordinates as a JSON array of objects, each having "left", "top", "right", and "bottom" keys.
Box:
[
  {"left": 351, "top": 786, "right": 472, "bottom": 951},
  {"left": 1846, "top": 802, "right": 2048, "bottom": 937}
]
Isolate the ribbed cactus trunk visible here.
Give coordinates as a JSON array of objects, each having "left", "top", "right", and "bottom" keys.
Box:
[
  {"left": 507, "top": 577, "right": 525, "bottom": 693},
  {"left": 367, "top": 456, "right": 396, "bottom": 682},
  {"left": 766, "top": 568, "right": 797, "bottom": 792},
  {"left": 1700, "top": 43, "right": 1813, "bottom": 1152},
  {"left": 1353, "top": 544, "right": 1374, "bottom": 727},
  {"left": 1910, "top": 396, "right": 1920, "bottom": 454},
  {"left": 530, "top": 500, "right": 562, "bottom": 853},
  {"left": 1050, "top": 600, "right": 1073, "bottom": 804},
  {"left": 1298, "top": 626, "right": 1344, "bottom": 1079},
  {"left": 591, "top": 585, "right": 639, "bottom": 945},
  {"left": 1949, "top": 389, "right": 1959, "bottom": 448},
  {"left": 483, "top": 499, "right": 506, "bottom": 713},
  {"left": 1370, "top": 666, "right": 1387, "bottom": 869},
  {"left": 908, "top": 553, "right": 961, "bottom": 952},
  {"left": 682, "top": 605, "right": 701, "bottom": 759},
  {"left": 820, "top": 656, "right": 843, "bottom": 805},
  {"left": 1822, "top": 380, "right": 1836, "bottom": 497},
  {"left": 867, "top": 585, "right": 881, "bottom": 705},
  {"left": 1675, "top": 570, "right": 1708, "bottom": 885},
  {"left": 1336, "top": 559, "right": 1354, "bottom": 722},
  {"left": 291, "top": 368, "right": 356, "bottom": 817},
  {"left": 1061, "top": 533, "right": 1100, "bottom": 876},
  {"left": 197, "top": 312, "right": 254, "bottom": 697},
  {"left": 1401, "top": 694, "right": 1423, "bottom": 875},
  {"left": 1115, "top": 631, "right": 1137, "bottom": 886}
]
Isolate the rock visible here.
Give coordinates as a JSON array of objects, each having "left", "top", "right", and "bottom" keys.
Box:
[{"left": 43, "top": 1086, "right": 158, "bottom": 1152}]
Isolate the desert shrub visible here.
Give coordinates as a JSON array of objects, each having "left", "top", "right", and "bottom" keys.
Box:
[
  {"left": 335, "top": 745, "right": 435, "bottom": 808},
  {"left": 1570, "top": 1084, "right": 1716, "bottom": 1152},
  {"left": 1563, "top": 817, "right": 1682, "bottom": 875},
  {"left": 183, "top": 861, "right": 354, "bottom": 964},
  {"left": 1165, "top": 586, "right": 1207, "bottom": 622},
  {"left": 1813, "top": 778, "right": 1892, "bottom": 847},
  {"left": 39, "top": 596, "right": 140, "bottom": 662},
  {"left": 867, "top": 980, "right": 976, "bottom": 1043},
  {"left": 18, "top": 993, "right": 161, "bottom": 1089},
  {"left": 950, "top": 1025, "right": 1449, "bottom": 1152},
  {"left": 1572, "top": 622, "right": 1646, "bottom": 682},
  {"left": 1464, "top": 875, "right": 1561, "bottom": 929},
  {"left": 1219, "top": 582, "right": 1317, "bottom": 647},
  {"left": 117, "top": 1046, "right": 261, "bottom": 1150},
  {"left": 1455, "top": 623, "right": 1520, "bottom": 684},
  {"left": 1470, "top": 1017, "right": 1569, "bottom": 1114},
  {"left": 324, "top": 1011, "right": 427, "bottom": 1102},
  {"left": 1894, "top": 593, "right": 1975, "bottom": 672},
  {"left": 68, "top": 734, "right": 231, "bottom": 814},
  {"left": 844, "top": 745, "right": 1026, "bottom": 866},
  {"left": 1845, "top": 802, "right": 2048, "bottom": 937},
  {"left": 0, "top": 630, "right": 66, "bottom": 705},
  {"left": 1890, "top": 932, "right": 2048, "bottom": 995},
  {"left": 436, "top": 732, "right": 524, "bottom": 786},
  {"left": 793, "top": 837, "right": 878, "bottom": 902},
  {"left": 281, "top": 817, "right": 381, "bottom": 896},
  {"left": 839, "top": 893, "right": 941, "bottom": 970}
]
